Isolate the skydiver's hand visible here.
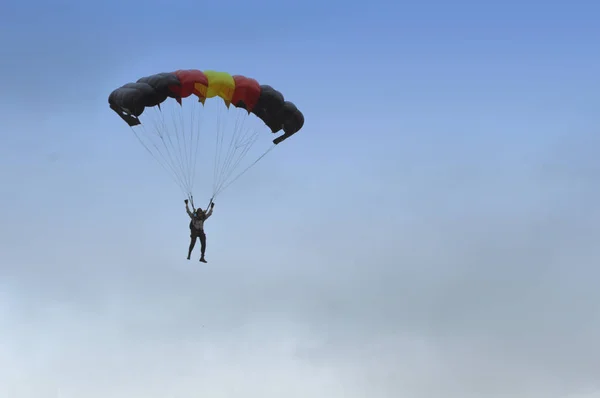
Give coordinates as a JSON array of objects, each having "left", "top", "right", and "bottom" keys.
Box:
[
  {"left": 184, "top": 199, "right": 188, "bottom": 204},
  {"left": 211, "top": 202, "right": 215, "bottom": 208}
]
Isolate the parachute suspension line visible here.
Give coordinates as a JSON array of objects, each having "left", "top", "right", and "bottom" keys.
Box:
[
  {"left": 166, "top": 100, "right": 187, "bottom": 191},
  {"left": 188, "top": 100, "right": 205, "bottom": 195},
  {"left": 174, "top": 100, "right": 198, "bottom": 196},
  {"left": 150, "top": 105, "right": 191, "bottom": 195},
  {"left": 185, "top": 100, "right": 203, "bottom": 195},
  {"left": 190, "top": 100, "right": 206, "bottom": 195},
  {"left": 212, "top": 103, "right": 225, "bottom": 196},
  {"left": 214, "top": 104, "right": 237, "bottom": 193},
  {"left": 128, "top": 97, "right": 279, "bottom": 205},
  {"left": 217, "top": 110, "right": 245, "bottom": 186},
  {"left": 142, "top": 112, "right": 178, "bottom": 183},
  {"left": 216, "top": 111, "right": 261, "bottom": 189},
  {"left": 155, "top": 109, "right": 189, "bottom": 196},
  {"left": 128, "top": 125, "right": 189, "bottom": 199},
  {"left": 155, "top": 104, "right": 189, "bottom": 193},
  {"left": 210, "top": 103, "right": 264, "bottom": 199},
  {"left": 146, "top": 100, "right": 204, "bottom": 199},
  {"left": 135, "top": 121, "right": 186, "bottom": 194},
  {"left": 172, "top": 100, "right": 195, "bottom": 195},
  {"left": 129, "top": 102, "right": 204, "bottom": 199},
  {"left": 212, "top": 144, "right": 275, "bottom": 200},
  {"left": 212, "top": 101, "right": 232, "bottom": 196},
  {"left": 174, "top": 102, "right": 192, "bottom": 192}
]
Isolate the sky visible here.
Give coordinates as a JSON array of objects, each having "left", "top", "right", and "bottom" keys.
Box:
[{"left": 0, "top": 0, "right": 599, "bottom": 397}]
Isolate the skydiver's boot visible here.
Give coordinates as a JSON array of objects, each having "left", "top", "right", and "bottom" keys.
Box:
[{"left": 200, "top": 256, "right": 207, "bottom": 263}]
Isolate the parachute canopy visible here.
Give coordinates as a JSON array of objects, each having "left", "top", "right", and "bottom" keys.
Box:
[{"left": 109, "top": 69, "right": 304, "bottom": 145}]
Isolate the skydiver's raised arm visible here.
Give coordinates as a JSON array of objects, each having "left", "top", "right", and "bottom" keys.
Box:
[
  {"left": 205, "top": 202, "right": 215, "bottom": 219},
  {"left": 184, "top": 199, "right": 194, "bottom": 218}
]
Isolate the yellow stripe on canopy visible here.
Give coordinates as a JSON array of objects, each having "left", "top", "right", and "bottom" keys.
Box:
[{"left": 203, "top": 70, "right": 235, "bottom": 107}]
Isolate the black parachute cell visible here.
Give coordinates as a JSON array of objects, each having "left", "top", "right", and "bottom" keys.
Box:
[
  {"left": 136, "top": 72, "right": 181, "bottom": 105},
  {"left": 108, "top": 72, "right": 181, "bottom": 126},
  {"left": 281, "top": 101, "right": 304, "bottom": 134},
  {"left": 251, "top": 85, "right": 305, "bottom": 143},
  {"left": 252, "top": 85, "right": 285, "bottom": 133},
  {"left": 108, "top": 83, "right": 150, "bottom": 116}
]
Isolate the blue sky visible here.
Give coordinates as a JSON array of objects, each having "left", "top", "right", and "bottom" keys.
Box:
[{"left": 1, "top": 0, "right": 600, "bottom": 397}]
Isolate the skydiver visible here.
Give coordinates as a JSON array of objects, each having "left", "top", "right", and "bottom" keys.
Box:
[{"left": 185, "top": 199, "right": 215, "bottom": 263}]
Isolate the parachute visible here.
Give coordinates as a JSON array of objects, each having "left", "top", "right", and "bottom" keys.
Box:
[{"left": 108, "top": 69, "right": 304, "bottom": 207}]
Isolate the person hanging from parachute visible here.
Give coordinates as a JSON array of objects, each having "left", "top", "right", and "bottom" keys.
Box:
[
  {"left": 185, "top": 199, "right": 214, "bottom": 262},
  {"left": 107, "top": 68, "right": 304, "bottom": 262}
]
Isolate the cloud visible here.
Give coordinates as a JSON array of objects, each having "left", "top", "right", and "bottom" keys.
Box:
[{"left": 3, "top": 166, "right": 599, "bottom": 398}]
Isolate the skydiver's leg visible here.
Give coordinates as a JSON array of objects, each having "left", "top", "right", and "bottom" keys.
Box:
[
  {"left": 199, "top": 231, "right": 207, "bottom": 262},
  {"left": 187, "top": 233, "right": 197, "bottom": 260}
]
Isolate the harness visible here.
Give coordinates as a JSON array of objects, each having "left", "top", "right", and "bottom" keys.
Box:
[{"left": 189, "top": 212, "right": 205, "bottom": 231}]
